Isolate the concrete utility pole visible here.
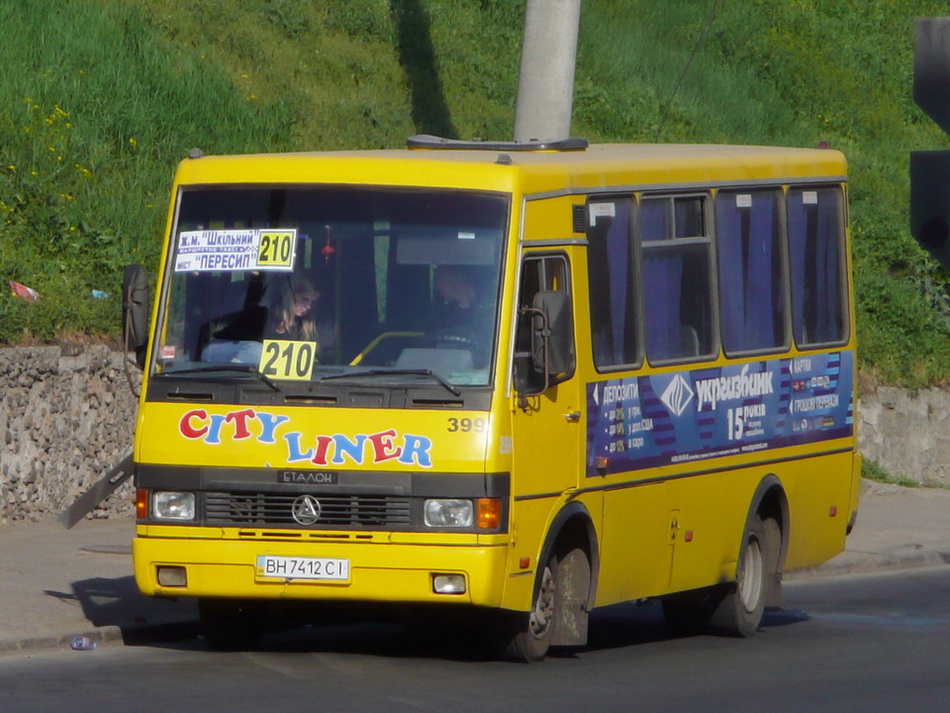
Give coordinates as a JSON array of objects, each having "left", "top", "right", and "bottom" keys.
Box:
[{"left": 514, "top": 0, "right": 582, "bottom": 143}]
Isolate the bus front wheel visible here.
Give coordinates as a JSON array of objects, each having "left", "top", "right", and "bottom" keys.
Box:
[{"left": 498, "top": 554, "right": 559, "bottom": 662}]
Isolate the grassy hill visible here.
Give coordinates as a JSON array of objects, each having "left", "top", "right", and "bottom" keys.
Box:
[{"left": 1, "top": 0, "right": 948, "bottom": 386}]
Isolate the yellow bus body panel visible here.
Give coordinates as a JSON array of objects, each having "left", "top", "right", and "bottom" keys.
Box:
[
  {"left": 135, "top": 142, "right": 857, "bottom": 620},
  {"left": 136, "top": 402, "right": 494, "bottom": 472}
]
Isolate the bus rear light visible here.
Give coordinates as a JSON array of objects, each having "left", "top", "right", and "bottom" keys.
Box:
[
  {"left": 477, "top": 498, "right": 501, "bottom": 530},
  {"left": 135, "top": 489, "right": 149, "bottom": 519}
]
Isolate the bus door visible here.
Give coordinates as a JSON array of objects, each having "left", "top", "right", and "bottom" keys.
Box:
[{"left": 509, "top": 253, "right": 582, "bottom": 565}]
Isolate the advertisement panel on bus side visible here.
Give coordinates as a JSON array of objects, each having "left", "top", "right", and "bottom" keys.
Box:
[{"left": 586, "top": 351, "right": 854, "bottom": 475}]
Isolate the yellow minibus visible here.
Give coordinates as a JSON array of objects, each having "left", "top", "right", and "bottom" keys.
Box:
[{"left": 124, "top": 136, "right": 860, "bottom": 661}]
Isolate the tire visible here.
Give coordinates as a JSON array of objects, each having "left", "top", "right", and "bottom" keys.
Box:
[
  {"left": 761, "top": 516, "right": 783, "bottom": 607},
  {"left": 708, "top": 514, "right": 770, "bottom": 637},
  {"left": 498, "top": 554, "right": 559, "bottom": 663}
]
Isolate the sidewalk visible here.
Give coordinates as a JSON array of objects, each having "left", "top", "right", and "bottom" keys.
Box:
[
  {"left": 1, "top": 479, "right": 948, "bottom": 657},
  {"left": 785, "top": 479, "right": 950, "bottom": 579},
  {"left": 0, "top": 517, "right": 199, "bottom": 657}
]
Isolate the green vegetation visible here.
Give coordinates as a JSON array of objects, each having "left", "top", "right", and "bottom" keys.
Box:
[
  {"left": 1, "top": 0, "right": 949, "bottom": 387},
  {"left": 0, "top": 0, "right": 292, "bottom": 340}
]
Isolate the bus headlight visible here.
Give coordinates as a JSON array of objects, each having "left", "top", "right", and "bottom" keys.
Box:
[
  {"left": 152, "top": 491, "right": 196, "bottom": 521},
  {"left": 424, "top": 499, "right": 473, "bottom": 528}
]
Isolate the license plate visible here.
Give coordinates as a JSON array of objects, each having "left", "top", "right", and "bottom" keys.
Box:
[{"left": 256, "top": 555, "right": 350, "bottom": 582}]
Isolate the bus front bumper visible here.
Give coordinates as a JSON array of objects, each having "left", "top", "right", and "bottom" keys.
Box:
[{"left": 133, "top": 527, "right": 510, "bottom": 608}]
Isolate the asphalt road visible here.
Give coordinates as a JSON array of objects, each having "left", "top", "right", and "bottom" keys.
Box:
[{"left": 2, "top": 566, "right": 949, "bottom": 713}]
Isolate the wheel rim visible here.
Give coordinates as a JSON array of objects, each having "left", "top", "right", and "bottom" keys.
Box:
[
  {"left": 738, "top": 535, "right": 764, "bottom": 613},
  {"left": 528, "top": 563, "right": 556, "bottom": 639}
]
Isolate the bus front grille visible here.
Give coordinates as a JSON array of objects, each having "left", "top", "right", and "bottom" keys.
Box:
[{"left": 203, "top": 492, "right": 412, "bottom": 529}]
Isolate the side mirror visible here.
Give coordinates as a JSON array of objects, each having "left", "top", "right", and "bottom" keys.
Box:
[
  {"left": 515, "top": 290, "right": 574, "bottom": 399},
  {"left": 532, "top": 290, "right": 573, "bottom": 377},
  {"left": 122, "top": 264, "right": 150, "bottom": 368}
]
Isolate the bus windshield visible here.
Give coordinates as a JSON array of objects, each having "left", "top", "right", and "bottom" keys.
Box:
[{"left": 154, "top": 187, "right": 509, "bottom": 387}]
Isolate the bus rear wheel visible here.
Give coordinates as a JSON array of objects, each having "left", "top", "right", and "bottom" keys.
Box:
[
  {"left": 708, "top": 514, "right": 771, "bottom": 637},
  {"left": 663, "top": 514, "right": 776, "bottom": 638}
]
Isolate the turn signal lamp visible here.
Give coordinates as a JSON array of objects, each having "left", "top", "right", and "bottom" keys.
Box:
[
  {"left": 477, "top": 498, "right": 501, "bottom": 530},
  {"left": 135, "top": 488, "right": 148, "bottom": 519}
]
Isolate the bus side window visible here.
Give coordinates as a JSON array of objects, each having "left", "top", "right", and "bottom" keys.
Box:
[
  {"left": 715, "top": 189, "right": 786, "bottom": 354},
  {"left": 639, "top": 195, "right": 715, "bottom": 363},
  {"left": 587, "top": 199, "right": 639, "bottom": 369},
  {"left": 787, "top": 187, "right": 848, "bottom": 347}
]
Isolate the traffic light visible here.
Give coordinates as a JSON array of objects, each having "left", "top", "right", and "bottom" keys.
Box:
[{"left": 911, "top": 18, "right": 950, "bottom": 269}]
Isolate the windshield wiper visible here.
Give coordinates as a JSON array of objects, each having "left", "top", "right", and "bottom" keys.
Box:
[
  {"left": 320, "top": 368, "right": 462, "bottom": 397},
  {"left": 156, "top": 365, "right": 282, "bottom": 392}
]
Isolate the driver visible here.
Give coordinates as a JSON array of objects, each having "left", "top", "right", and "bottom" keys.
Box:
[
  {"left": 432, "top": 265, "right": 491, "bottom": 365},
  {"left": 435, "top": 265, "right": 477, "bottom": 313}
]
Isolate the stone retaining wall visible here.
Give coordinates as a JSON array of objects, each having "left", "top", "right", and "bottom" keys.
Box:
[
  {"left": 0, "top": 345, "right": 945, "bottom": 524},
  {"left": 0, "top": 346, "right": 139, "bottom": 524},
  {"left": 858, "top": 386, "right": 950, "bottom": 486}
]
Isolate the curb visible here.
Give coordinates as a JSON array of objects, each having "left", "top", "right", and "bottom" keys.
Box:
[
  {"left": 0, "top": 625, "right": 126, "bottom": 658},
  {"left": 785, "top": 550, "right": 950, "bottom": 581},
  {"left": 0, "top": 620, "right": 200, "bottom": 659}
]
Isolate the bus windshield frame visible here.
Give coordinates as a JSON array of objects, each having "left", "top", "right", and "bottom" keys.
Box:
[{"left": 151, "top": 185, "right": 510, "bottom": 390}]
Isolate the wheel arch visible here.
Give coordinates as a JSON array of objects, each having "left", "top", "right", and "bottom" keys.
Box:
[
  {"left": 539, "top": 500, "right": 600, "bottom": 612},
  {"left": 745, "top": 474, "right": 789, "bottom": 607},
  {"left": 747, "top": 474, "right": 789, "bottom": 568}
]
